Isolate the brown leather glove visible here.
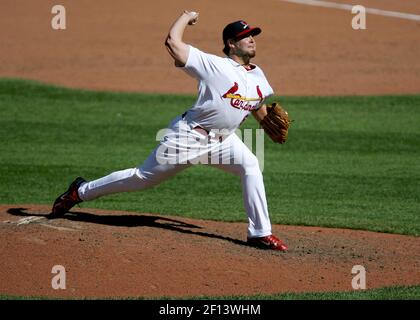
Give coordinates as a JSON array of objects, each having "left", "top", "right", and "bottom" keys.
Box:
[{"left": 260, "top": 102, "right": 291, "bottom": 144}]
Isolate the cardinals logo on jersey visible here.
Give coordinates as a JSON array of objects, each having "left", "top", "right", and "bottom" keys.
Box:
[{"left": 222, "top": 82, "right": 263, "bottom": 111}]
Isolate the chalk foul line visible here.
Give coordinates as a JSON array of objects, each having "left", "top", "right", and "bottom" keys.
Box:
[{"left": 279, "top": 0, "right": 420, "bottom": 22}]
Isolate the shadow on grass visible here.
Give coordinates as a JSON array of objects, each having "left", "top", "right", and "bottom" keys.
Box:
[{"left": 6, "top": 207, "right": 249, "bottom": 247}]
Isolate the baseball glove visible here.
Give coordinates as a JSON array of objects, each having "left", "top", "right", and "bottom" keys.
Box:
[{"left": 260, "top": 102, "right": 291, "bottom": 144}]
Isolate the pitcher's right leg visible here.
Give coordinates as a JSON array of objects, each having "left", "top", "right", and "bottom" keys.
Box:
[
  {"left": 78, "top": 148, "right": 190, "bottom": 201},
  {"left": 51, "top": 119, "right": 193, "bottom": 217}
]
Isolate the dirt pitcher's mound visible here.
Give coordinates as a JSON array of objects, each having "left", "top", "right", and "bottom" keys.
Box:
[{"left": 0, "top": 205, "right": 419, "bottom": 298}]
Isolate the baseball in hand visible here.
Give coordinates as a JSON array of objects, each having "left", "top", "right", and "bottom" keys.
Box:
[{"left": 188, "top": 11, "right": 199, "bottom": 25}]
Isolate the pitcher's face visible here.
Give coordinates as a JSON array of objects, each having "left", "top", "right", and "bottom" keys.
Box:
[{"left": 231, "top": 35, "right": 257, "bottom": 58}]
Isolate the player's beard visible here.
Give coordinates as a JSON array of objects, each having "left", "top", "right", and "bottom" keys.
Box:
[
  {"left": 235, "top": 47, "right": 256, "bottom": 60},
  {"left": 244, "top": 41, "right": 256, "bottom": 58}
]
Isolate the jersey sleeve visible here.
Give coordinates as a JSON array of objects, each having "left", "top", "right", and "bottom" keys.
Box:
[
  {"left": 255, "top": 68, "right": 275, "bottom": 110},
  {"left": 181, "top": 45, "right": 220, "bottom": 81},
  {"left": 262, "top": 69, "right": 275, "bottom": 98}
]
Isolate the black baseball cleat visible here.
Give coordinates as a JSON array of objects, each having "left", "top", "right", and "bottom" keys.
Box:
[{"left": 50, "top": 177, "right": 86, "bottom": 218}]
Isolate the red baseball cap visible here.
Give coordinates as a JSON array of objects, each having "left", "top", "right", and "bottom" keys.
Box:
[{"left": 222, "top": 20, "right": 262, "bottom": 55}]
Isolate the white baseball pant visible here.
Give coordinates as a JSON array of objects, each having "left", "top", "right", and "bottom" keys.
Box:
[{"left": 78, "top": 115, "right": 272, "bottom": 238}]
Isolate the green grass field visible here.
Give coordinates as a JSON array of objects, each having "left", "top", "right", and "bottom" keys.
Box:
[
  {"left": 1, "top": 285, "right": 419, "bottom": 300},
  {"left": 1, "top": 78, "right": 419, "bottom": 235},
  {"left": 0, "top": 79, "right": 419, "bottom": 300}
]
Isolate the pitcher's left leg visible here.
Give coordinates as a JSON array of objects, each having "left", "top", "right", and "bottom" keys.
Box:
[
  {"left": 210, "top": 134, "right": 272, "bottom": 238},
  {"left": 210, "top": 133, "right": 288, "bottom": 251}
]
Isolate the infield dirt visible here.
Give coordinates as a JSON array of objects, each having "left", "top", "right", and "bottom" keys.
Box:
[
  {"left": 1, "top": 0, "right": 420, "bottom": 95},
  {"left": 1, "top": 205, "right": 419, "bottom": 298}
]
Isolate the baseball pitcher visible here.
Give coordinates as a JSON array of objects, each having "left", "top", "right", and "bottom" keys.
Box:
[{"left": 51, "top": 10, "right": 290, "bottom": 251}]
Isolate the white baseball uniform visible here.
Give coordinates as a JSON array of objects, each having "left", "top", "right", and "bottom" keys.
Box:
[{"left": 78, "top": 45, "right": 275, "bottom": 238}]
